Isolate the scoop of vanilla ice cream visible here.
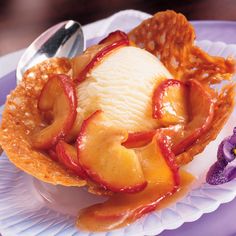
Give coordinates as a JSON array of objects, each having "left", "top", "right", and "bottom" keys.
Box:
[{"left": 76, "top": 46, "right": 172, "bottom": 132}]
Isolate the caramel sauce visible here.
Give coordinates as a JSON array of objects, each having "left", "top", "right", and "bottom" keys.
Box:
[
  {"left": 77, "top": 170, "right": 195, "bottom": 232},
  {"left": 156, "top": 170, "right": 195, "bottom": 211}
]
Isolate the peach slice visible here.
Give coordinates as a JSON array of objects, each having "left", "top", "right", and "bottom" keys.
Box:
[
  {"left": 77, "top": 133, "right": 179, "bottom": 231},
  {"left": 77, "top": 110, "right": 147, "bottom": 193},
  {"left": 122, "top": 130, "right": 156, "bottom": 148},
  {"left": 153, "top": 79, "right": 188, "bottom": 125},
  {"left": 56, "top": 140, "right": 87, "bottom": 179},
  {"left": 172, "top": 79, "right": 215, "bottom": 155},
  {"left": 32, "top": 74, "right": 77, "bottom": 149},
  {"left": 99, "top": 30, "right": 129, "bottom": 44}
]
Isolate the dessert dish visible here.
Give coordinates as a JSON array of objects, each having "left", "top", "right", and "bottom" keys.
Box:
[{"left": 0, "top": 10, "right": 235, "bottom": 231}]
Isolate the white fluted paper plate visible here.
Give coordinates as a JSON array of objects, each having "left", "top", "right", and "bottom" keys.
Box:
[{"left": 1, "top": 22, "right": 236, "bottom": 236}]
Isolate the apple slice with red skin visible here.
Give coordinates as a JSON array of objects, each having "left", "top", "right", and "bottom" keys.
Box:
[
  {"left": 72, "top": 44, "right": 106, "bottom": 81},
  {"left": 77, "top": 110, "right": 147, "bottom": 193},
  {"left": 76, "top": 39, "right": 129, "bottom": 82},
  {"left": 72, "top": 31, "right": 129, "bottom": 81},
  {"left": 124, "top": 80, "right": 189, "bottom": 149},
  {"left": 122, "top": 130, "right": 156, "bottom": 148},
  {"left": 48, "top": 147, "right": 58, "bottom": 162},
  {"left": 172, "top": 79, "right": 215, "bottom": 155},
  {"left": 99, "top": 30, "right": 129, "bottom": 44},
  {"left": 65, "top": 115, "right": 82, "bottom": 143},
  {"left": 152, "top": 79, "right": 188, "bottom": 125},
  {"left": 138, "top": 133, "right": 179, "bottom": 186},
  {"left": 77, "top": 133, "right": 179, "bottom": 231},
  {"left": 55, "top": 140, "right": 87, "bottom": 179},
  {"left": 32, "top": 74, "right": 77, "bottom": 149}
]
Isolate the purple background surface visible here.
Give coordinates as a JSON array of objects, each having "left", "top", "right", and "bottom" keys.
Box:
[
  {"left": 1, "top": 21, "right": 236, "bottom": 236},
  {"left": 193, "top": 21, "right": 236, "bottom": 44}
]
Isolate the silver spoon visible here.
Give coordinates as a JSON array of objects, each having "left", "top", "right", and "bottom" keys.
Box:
[
  {"left": 16, "top": 20, "right": 85, "bottom": 83},
  {"left": 0, "top": 20, "right": 85, "bottom": 156}
]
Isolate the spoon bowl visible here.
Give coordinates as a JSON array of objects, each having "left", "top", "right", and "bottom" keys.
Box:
[{"left": 16, "top": 20, "right": 85, "bottom": 83}]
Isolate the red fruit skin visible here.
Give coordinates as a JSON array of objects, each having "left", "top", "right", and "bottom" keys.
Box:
[
  {"left": 76, "top": 39, "right": 129, "bottom": 82},
  {"left": 56, "top": 140, "right": 88, "bottom": 179},
  {"left": 158, "top": 134, "right": 180, "bottom": 186},
  {"left": 98, "top": 30, "right": 129, "bottom": 44},
  {"left": 127, "top": 134, "right": 180, "bottom": 219},
  {"left": 131, "top": 188, "right": 178, "bottom": 221},
  {"left": 152, "top": 79, "right": 186, "bottom": 119},
  {"left": 32, "top": 74, "right": 77, "bottom": 149},
  {"left": 77, "top": 110, "right": 147, "bottom": 193},
  {"left": 172, "top": 79, "right": 215, "bottom": 155},
  {"left": 77, "top": 132, "right": 180, "bottom": 231},
  {"left": 122, "top": 130, "right": 156, "bottom": 148},
  {"left": 48, "top": 148, "right": 58, "bottom": 161},
  {"left": 57, "top": 76, "right": 77, "bottom": 136},
  {"left": 84, "top": 172, "right": 147, "bottom": 194},
  {"left": 38, "top": 74, "right": 76, "bottom": 112}
]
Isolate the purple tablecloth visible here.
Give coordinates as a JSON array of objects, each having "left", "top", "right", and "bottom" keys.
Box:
[{"left": 1, "top": 21, "right": 236, "bottom": 236}]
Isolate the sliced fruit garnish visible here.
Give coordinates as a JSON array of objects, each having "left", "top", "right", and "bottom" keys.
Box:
[
  {"left": 152, "top": 79, "right": 188, "bottom": 125},
  {"left": 76, "top": 39, "right": 129, "bottom": 82},
  {"left": 65, "top": 115, "right": 82, "bottom": 143},
  {"left": 48, "top": 147, "right": 58, "bottom": 161},
  {"left": 77, "top": 110, "right": 147, "bottom": 193},
  {"left": 32, "top": 74, "right": 77, "bottom": 149},
  {"left": 77, "top": 133, "right": 179, "bottom": 231},
  {"left": 122, "top": 130, "right": 156, "bottom": 148},
  {"left": 138, "top": 133, "right": 179, "bottom": 185},
  {"left": 159, "top": 124, "right": 184, "bottom": 146},
  {"left": 172, "top": 79, "right": 215, "bottom": 155},
  {"left": 56, "top": 140, "right": 87, "bottom": 179},
  {"left": 72, "top": 31, "right": 128, "bottom": 81},
  {"left": 72, "top": 44, "right": 106, "bottom": 80},
  {"left": 99, "top": 30, "right": 129, "bottom": 44}
]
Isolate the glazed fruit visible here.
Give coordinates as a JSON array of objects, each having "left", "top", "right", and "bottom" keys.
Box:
[
  {"left": 77, "top": 110, "right": 147, "bottom": 193},
  {"left": 122, "top": 130, "right": 156, "bottom": 148},
  {"left": 32, "top": 74, "right": 77, "bottom": 149},
  {"left": 77, "top": 133, "right": 179, "bottom": 231},
  {"left": 56, "top": 140, "right": 87, "bottom": 179},
  {"left": 152, "top": 79, "right": 188, "bottom": 125},
  {"left": 138, "top": 133, "right": 179, "bottom": 185},
  {"left": 99, "top": 30, "right": 129, "bottom": 44},
  {"left": 75, "top": 39, "right": 129, "bottom": 82},
  {"left": 72, "top": 44, "right": 105, "bottom": 80},
  {"left": 172, "top": 79, "right": 214, "bottom": 155},
  {"left": 65, "top": 115, "right": 82, "bottom": 142},
  {"left": 76, "top": 46, "right": 172, "bottom": 134},
  {"left": 48, "top": 148, "right": 58, "bottom": 161}
]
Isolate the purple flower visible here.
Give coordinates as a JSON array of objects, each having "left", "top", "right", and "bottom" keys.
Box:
[{"left": 206, "top": 127, "right": 236, "bottom": 185}]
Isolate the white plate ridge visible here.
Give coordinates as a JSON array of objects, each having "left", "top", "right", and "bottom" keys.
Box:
[{"left": 0, "top": 41, "right": 236, "bottom": 236}]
